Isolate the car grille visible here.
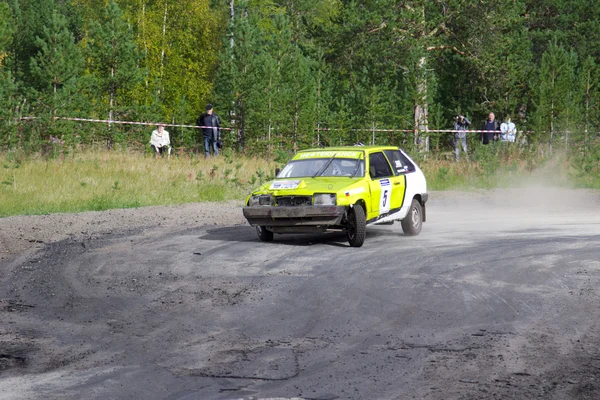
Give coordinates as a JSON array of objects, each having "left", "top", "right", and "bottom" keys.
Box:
[{"left": 274, "top": 196, "right": 312, "bottom": 207}]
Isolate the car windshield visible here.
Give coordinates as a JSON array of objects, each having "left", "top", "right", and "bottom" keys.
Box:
[{"left": 278, "top": 158, "right": 364, "bottom": 178}]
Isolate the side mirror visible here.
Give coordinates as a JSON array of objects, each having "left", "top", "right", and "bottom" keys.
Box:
[{"left": 275, "top": 167, "right": 281, "bottom": 177}]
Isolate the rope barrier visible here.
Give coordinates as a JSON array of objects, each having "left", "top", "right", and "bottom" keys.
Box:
[
  {"left": 19, "top": 116, "right": 536, "bottom": 134},
  {"left": 315, "top": 127, "right": 529, "bottom": 134},
  {"left": 19, "top": 116, "right": 235, "bottom": 131}
]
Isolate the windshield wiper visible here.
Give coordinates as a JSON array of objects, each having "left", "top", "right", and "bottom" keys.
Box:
[
  {"left": 350, "top": 157, "right": 363, "bottom": 177},
  {"left": 312, "top": 153, "right": 337, "bottom": 178}
]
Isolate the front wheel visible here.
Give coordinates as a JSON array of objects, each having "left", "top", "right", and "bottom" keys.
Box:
[
  {"left": 256, "top": 226, "right": 274, "bottom": 242},
  {"left": 401, "top": 199, "right": 423, "bottom": 236},
  {"left": 346, "top": 205, "right": 366, "bottom": 247}
]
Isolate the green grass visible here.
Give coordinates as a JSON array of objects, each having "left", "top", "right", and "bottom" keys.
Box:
[
  {"left": 0, "top": 150, "right": 279, "bottom": 217},
  {"left": 1, "top": 144, "right": 598, "bottom": 217}
]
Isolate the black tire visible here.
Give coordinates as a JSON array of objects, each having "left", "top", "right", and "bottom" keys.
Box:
[
  {"left": 401, "top": 198, "right": 423, "bottom": 236},
  {"left": 346, "top": 205, "right": 366, "bottom": 247},
  {"left": 256, "top": 226, "right": 274, "bottom": 242}
]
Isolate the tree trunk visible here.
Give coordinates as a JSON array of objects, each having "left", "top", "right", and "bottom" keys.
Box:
[
  {"left": 414, "top": 56, "right": 429, "bottom": 151},
  {"left": 550, "top": 72, "right": 555, "bottom": 154},
  {"left": 413, "top": 6, "right": 429, "bottom": 152},
  {"left": 268, "top": 75, "right": 272, "bottom": 154},
  {"left": 141, "top": 0, "right": 149, "bottom": 89},
  {"left": 159, "top": 1, "right": 168, "bottom": 95},
  {"left": 229, "top": 0, "right": 235, "bottom": 49}
]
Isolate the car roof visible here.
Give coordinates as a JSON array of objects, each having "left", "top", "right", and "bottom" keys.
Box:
[{"left": 297, "top": 145, "right": 399, "bottom": 153}]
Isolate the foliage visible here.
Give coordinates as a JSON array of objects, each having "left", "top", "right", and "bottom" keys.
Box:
[{"left": 0, "top": 0, "right": 600, "bottom": 187}]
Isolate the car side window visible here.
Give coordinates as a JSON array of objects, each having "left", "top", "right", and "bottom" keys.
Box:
[
  {"left": 384, "top": 149, "right": 415, "bottom": 175},
  {"left": 398, "top": 151, "right": 416, "bottom": 172},
  {"left": 369, "top": 152, "right": 393, "bottom": 179}
]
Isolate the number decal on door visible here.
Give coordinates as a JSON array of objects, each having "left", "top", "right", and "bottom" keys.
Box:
[{"left": 379, "top": 179, "right": 391, "bottom": 215}]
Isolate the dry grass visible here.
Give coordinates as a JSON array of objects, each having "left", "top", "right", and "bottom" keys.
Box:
[
  {"left": 0, "top": 150, "right": 278, "bottom": 216},
  {"left": 0, "top": 144, "right": 595, "bottom": 217}
]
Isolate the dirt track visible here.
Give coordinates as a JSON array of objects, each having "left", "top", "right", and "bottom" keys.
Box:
[{"left": 1, "top": 188, "right": 600, "bottom": 399}]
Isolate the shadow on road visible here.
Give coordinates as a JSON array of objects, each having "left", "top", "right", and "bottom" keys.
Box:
[{"left": 198, "top": 225, "right": 395, "bottom": 247}]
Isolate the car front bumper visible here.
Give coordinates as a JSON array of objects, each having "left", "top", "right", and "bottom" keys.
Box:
[{"left": 243, "top": 205, "right": 346, "bottom": 227}]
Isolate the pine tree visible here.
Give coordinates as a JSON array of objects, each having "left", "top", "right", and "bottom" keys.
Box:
[
  {"left": 578, "top": 57, "right": 600, "bottom": 151},
  {"left": 0, "top": 1, "right": 18, "bottom": 149},
  {"left": 535, "top": 39, "right": 578, "bottom": 151},
  {"left": 0, "top": 2, "right": 13, "bottom": 67},
  {"left": 214, "top": 0, "right": 264, "bottom": 152},
  {"left": 30, "top": 10, "right": 83, "bottom": 113},
  {"left": 86, "top": 0, "right": 144, "bottom": 126}
]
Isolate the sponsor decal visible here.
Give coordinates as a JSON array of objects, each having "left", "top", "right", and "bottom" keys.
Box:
[
  {"left": 296, "top": 151, "right": 362, "bottom": 159},
  {"left": 346, "top": 187, "right": 366, "bottom": 196},
  {"left": 270, "top": 180, "right": 301, "bottom": 190}
]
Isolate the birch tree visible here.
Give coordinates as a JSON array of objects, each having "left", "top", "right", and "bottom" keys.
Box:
[{"left": 121, "top": 0, "right": 223, "bottom": 119}]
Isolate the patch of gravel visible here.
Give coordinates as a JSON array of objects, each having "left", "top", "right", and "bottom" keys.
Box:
[
  {"left": 1, "top": 187, "right": 599, "bottom": 264},
  {"left": 0, "top": 200, "right": 246, "bottom": 263}
]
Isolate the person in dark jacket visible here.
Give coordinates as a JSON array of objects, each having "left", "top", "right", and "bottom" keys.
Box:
[
  {"left": 196, "top": 104, "right": 221, "bottom": 157},
  {"left": 481, "top": 112, "right": 500, "bottom": 144},
  {"left": 453, "top": 114, "right": 471, "bottom": 162}
]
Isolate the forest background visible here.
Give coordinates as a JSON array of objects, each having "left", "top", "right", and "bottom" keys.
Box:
[{"left": 1, "top": 0, "right": 600, "bottom": 197}]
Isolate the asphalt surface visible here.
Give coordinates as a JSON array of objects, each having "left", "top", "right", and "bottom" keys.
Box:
[{"left": 2, "top": 189, "right": 600, "bottom": 399}]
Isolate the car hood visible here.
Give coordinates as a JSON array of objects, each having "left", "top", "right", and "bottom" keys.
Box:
[{"left": 253, "top": 177, "right": 362, "bottom": 195}]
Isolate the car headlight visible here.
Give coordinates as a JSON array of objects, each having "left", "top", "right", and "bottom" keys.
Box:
[
  {"left": 313, "top": 193, "right": 336, "bottom": 205},
  {"left": 248, "top": 195, "right": 272, "bottom": 206}
]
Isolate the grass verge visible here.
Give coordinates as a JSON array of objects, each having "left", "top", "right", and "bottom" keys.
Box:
[
  {"left": 0, "top": 145, "right": 597, "bottom": 217},
  {"left": 0, "top": 150, "right": 279, "bottom": 217}
]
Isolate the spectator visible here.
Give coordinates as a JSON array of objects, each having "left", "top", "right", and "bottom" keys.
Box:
[
  {"left": 196, "top": 104, "right": 221, "bottom": 157},
  {"left": 500, "top": 116, "right": 517, "bottom": 142},
  {"left": 149, "top": 124, "right": 171, "bottom": 157},
  {"left": 481, "top": 112, "right": 500, "bottom": 144},
  {"left": 453, "top": 114, "right": 471, "bottom": 162}
]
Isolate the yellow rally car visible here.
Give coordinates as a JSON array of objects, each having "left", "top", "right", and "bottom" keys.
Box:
[{"left": 242, "top": 146, "right": 428, "bottom": 247}]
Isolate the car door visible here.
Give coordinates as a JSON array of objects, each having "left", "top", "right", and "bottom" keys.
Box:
[
  {"left": 367, "top": 152, "right": 395, "bottom": 220},
  {"left": 383, "top": 149, "right": 410, "bottom": 212}
]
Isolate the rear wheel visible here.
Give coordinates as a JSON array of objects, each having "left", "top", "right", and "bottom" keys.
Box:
[
  {"left": 256, "top": 226, "right": 274, "bottom": 242},
  {"left": 401, "top": 199, "right": 423, "bottom": 236},
  {"left": 346, "top": 205, "right": 366, "bottom": 247}
]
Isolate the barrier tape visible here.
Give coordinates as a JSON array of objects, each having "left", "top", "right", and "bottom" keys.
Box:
[
  {"left": 315, "top": 127, "right": 416, "bottom": 133},
  {"left": 19, "top": 116, "right": 235, "bottom": 131},
  {"left": 425, "top": 129, "right": 525, "bottom": 133},
  {"left": 20, "top": 116, "right": 529, "bottom": 134},
  {"left": 316, "top": 127, "right": 526, "bottom": 134}
]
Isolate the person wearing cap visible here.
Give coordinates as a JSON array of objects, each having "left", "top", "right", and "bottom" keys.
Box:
[
  {"left": 149, "top": 123, "right": 171, "bottom": 157},
  {"left": 196, "top": 104, "right": 222, "bottom": 157}
]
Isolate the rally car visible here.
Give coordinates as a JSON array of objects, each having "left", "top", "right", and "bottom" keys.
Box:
[{"left": 242, "top": 146, "right": 428, "bottom": 247}]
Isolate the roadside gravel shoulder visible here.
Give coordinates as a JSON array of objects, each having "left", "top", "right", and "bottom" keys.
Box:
[
  {"left": 1, "top": 187, "right": 599, "bottom": 264},
  {"left": 0, "top": 200, "right": 246, "bottom": 264}
]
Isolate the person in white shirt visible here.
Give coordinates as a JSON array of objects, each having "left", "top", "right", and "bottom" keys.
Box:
[
  {"left": 149, "top": 124, "right": 171, "bottom": 156},
  {"left": 500, "top": 117, "right": 517, "bottom": 143}
]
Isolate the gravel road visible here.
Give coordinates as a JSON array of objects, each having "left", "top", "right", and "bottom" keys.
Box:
[{"left": 1, "top": 188, "right": 600, "bottom": 400}]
